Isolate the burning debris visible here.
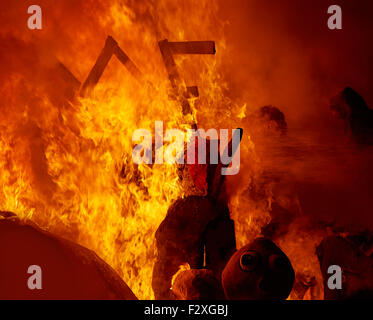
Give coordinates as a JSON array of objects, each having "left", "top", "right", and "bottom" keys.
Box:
[
  {"left": 158, "top": 39, "right": 215, "bottom": 117},
  {"left": 165, "top": 237, "right": 295, "bottom": 300},
  {"left": 79, "top": 36, "right": 142, "bottom": 97},
  {"left": 152, "top": 125, "right": 244, "bottom": 299}
]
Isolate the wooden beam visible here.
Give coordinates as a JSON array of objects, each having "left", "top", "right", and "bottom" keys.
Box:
[
  {"left": 113, "top": 44, "right": 142, "bottom": 79},
  {"left": 80, "top": 36, "right": 141, "bottom": 97},
  {"left": 168, "top": 41, "right": 215, "bottom": 55},
  {"left": 80, "top": 36, "right": 117, "bottom": 97}
]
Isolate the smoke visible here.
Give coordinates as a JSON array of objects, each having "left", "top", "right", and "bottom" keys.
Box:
[
  {"left": 218, "top": 0, "right": 373, "bottom": 231},
  {"left": 218, "top": 0, "right": 373, "bottom": 125}
]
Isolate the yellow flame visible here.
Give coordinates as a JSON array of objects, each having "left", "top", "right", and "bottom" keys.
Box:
[
  {"left": 171, "top": 263, "right": 191, "bottom": 289},
  {"left": 0, "top": 0, "right": 324, "bottom": 300}
]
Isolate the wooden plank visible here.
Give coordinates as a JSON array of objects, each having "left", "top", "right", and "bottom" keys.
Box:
[
  {"left": 113, "top": 45, "right": 142, "bottom": 79},
  {"left": 158, "top": 39, "right": 193, "bottom": 116},
  {"left": 186, "top": 85, "right": 199, "bottom": 98},
  {"left": 80, "top": 36, "right": 117, "bottom": 97},
  {"left": 158, "top": 39, "right": 181, "bottom": 91},
  {"left": 80, "top": 36, "right": 142, "bottom": 97},
  {"left": 168, "top": 41, "right": 215, "bottom": 55}
]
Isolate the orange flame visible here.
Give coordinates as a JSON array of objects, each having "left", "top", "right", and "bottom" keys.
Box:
[{"left": 0, "top": 0, "right": 324, "bottom": 299}]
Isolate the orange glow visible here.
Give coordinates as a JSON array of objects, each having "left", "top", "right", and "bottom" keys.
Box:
[{"left": 0, "top": 0, "right": 334, "bottom": 300}]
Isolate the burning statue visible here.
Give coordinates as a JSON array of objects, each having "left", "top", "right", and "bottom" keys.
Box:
[{"left": 152, "top": 127, "right": 295, "bottom": 300}]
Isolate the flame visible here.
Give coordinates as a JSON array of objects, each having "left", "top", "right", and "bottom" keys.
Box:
[
  {"left": 0, "top": 0, "right": 324, "bottom": 300},
  {"left": 171, "top": 263, "right": 191, "bottom": 290}
]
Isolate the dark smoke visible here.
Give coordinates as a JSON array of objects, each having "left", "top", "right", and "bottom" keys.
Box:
[{"left": 219, "top": 0, "right": 373, "bottom": 231}]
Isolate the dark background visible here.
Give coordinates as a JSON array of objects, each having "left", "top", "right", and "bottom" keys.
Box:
[{"left": 219, "top": 0, "right": 373, "bottom": 130}]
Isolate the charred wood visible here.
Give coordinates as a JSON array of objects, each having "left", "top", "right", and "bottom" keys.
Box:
[{"left": 80, "top": 36, "right": 141, "bottom": 97}]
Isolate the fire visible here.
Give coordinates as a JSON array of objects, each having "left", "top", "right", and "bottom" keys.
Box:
[
  {"left": 171, "top": 263, "right": 191, "bottom": 290},
  {"left": 0, "top": 0, "right": 324, "bottom": 300}
]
